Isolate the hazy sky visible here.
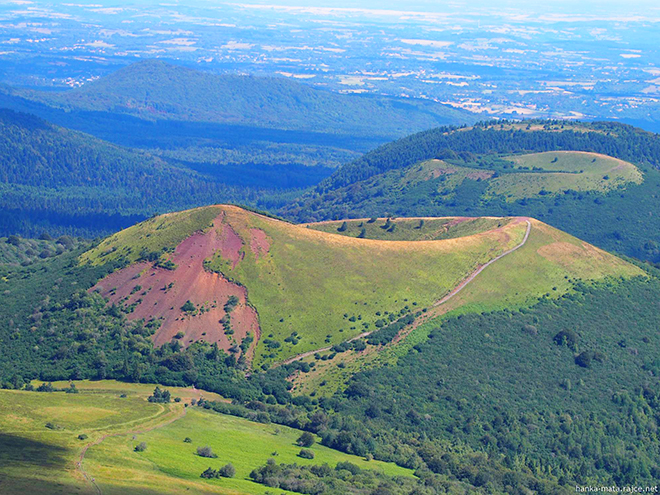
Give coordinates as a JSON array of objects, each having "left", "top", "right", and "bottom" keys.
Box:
[{"left": 215, "top": 0, "right": 660, "bottom": 15}]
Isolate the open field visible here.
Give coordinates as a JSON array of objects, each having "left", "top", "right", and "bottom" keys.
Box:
[
  {"left": 0, "top": 382, "right": 184, "bottom": 494},
  {"left": 0, "top": 380, "right": 411, "bottom": 495},
  {"left": 308, "top": 216, "right": 507, "bottom": 241},
  {"left": 86, "top": 407, "right": 412, "bottom": 495},
  {"left": 488, "top": 151, "right": 642, "bottom": 200}
]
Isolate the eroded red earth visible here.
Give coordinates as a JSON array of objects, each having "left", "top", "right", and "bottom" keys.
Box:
[{"left": 91, "top": 214, "right": 268, "bottom": 356}]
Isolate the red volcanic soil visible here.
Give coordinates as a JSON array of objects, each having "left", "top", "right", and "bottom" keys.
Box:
[
  {"left": 91, "top": 217, "right": 259, "bottom": 354},
  {"left": 249, "top": 228, "right": 270, "bottom": 260}
]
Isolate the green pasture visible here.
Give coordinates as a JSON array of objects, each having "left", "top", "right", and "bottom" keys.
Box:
[
  {"left": 86, "top": 407, "right": 413, "bottom": 495},
  {"left": 207, "top": 207, "right": 526, "bottom": 367},
  {"left": 488, "top": 151, "right": 642, "bottom": 200},
  {"left": 308, "top": 216, "right": 506, "bottom": 241}
]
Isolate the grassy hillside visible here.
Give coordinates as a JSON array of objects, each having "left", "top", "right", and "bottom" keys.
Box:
[
  {"left": 283, "top": 120, "right": 660, "bottom": 261},
  {"left": 81, "top": 205, "right": 642, "bottom": 370},
  {"left": 13, "top": 60, "right": 472, "bottom": 138},
  {"left": 488, "top": 151, "right": 642, "bottom": 200},
  {"left": 84, "top": 206, "right": 527, "bottom": 367},
  {"left": 0, "top": 381, "right": 411, "bottom": 494},
  {"left": 288, "top": 217, "right": 644, "bottom": 397},
  {"left": 308, "top": 217, "right": 507, "bottom": 241}
]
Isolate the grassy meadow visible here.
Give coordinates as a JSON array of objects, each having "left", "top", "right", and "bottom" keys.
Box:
[
  {"left": 288, "top": 219, "right": 644, "bottom": 397},
  {"left": 487, "top": 151, "right": 642, "bottom": 200},
  {"left": 308, "top": 216, "right": 506, "bottom": 241},
  {"left": 0, "top": 380, "right": 412, "bottom": 495},
  {"left": 86, "top": 407, "right": 412, "bottom": 495},
  {"left": 206, "top": 206, "right": 527, "bottom": 367}
]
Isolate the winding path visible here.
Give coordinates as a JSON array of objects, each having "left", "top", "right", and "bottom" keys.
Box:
[
  {"left": 77, "top": 405, "right": 188, "bottom": 495},
  {"left": 281, "top": 219, "right": 532, "bottom": 365}
]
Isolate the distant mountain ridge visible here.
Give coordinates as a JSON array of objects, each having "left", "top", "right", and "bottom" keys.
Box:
[
  {"left": 0, "top": 109, "right": 261, "bottom": 237},
  {"left": 5, "top": 60, "right": 474, "bottom": 138}
]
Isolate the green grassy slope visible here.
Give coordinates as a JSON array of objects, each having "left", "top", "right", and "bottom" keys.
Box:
[
  {"left": 288, "top": 218, "right": 644, "bottom": 397},
  {"left": 87, "top": 407, "right": 411, "bottom": 495},
  {"left": 82, "top": 205, "right": 642, "bottom": 370},
  {"left": 308, "top": 217, "right": 507, "bottom": 241},
  {"left": 0, "top": 381, "right": 410, "bottom": 495},
  {"left": 84, "top": 206, "right": 529, "bottom": 367},
  {"left": 489, "top": 151, "right": 642, "bottom": 200},
  {"left": 282, "top": 121, "right": 660, "bottom": 261}
]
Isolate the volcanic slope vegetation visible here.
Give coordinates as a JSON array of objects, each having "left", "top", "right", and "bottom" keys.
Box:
[
  {"left": 0, "top": 380, "right": 414, "bottom": 495},
  {"left": 81, "top": 204, "right": 641, "bottom": 369},
  {"left": 282, "top": 119, "right": 660, "bottom": 262},
  {"left": 0, "top": 204, "right": 656, "bottom": 493}
]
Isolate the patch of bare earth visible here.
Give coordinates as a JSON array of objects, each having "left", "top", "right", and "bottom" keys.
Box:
[
  {"left": 249, "top": 228, "right": 271, "bottom": 260},
  {"left": 91, "top": 216, "right": 259, "bottom": 355}
]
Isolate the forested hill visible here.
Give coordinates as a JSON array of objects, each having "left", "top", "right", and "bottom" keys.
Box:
[
  {"left": 281, "top": 120, "right": 660, "bottom": 261},
  {"left": 7, "top": 60, "right": 473, "bottom": 138},
  {"left": 314, "top": 120, "right": 660, "bottom": 192},
  {"left": 0, "top": 109, "right": 264, "bottom": 237}
]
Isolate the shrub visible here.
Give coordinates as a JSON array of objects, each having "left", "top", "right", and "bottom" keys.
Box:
[
  {"left": 553, "top": 329, "right": 578, "bottom": 350},
  {"left": 78, "top": 434, "right": 88, "bottom": 441},
  {"left": 134, "top": 442, "right": 147, "bottom": 452},
  {"left": 224, "top": 295, "right": 239, "bottom": 313},
  {"left": 148, "top": 387, "right": 171, "bottom": 403},
  {"left": 296, "top": 431, "right": 315, "bottom": 448},
  {"left": 184, "top": 437, "right": 192, "bottom": 443},
  {"left": 200, "top": 467, "right": 217, "bottom": 479},
  {"left": 197, "top": 446, "right": 217, "bottom": 458},
  {"left": 298, "top": 448, "right": 315, "bottom": 459},
  {"left": 575, "top": 350, "right": 605, "bottom": 368},
  {"left": 36, "top": 382, "right": 54, "bottom": 392},
  {"left": 336, "top": 461, "right": 361, "bottom": 475},
  {"left": 218, "top": 463, "right": 236, "bottom": 478}
]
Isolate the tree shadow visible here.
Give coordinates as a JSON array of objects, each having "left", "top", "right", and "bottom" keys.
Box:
[{"left": 0, "top": 432, "right": 69, "bottom": 468}]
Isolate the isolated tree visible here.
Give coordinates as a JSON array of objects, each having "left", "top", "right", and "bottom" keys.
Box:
[
  {"left": 197, "top": 446, "right": 217, "bottom": 458},
  {"left": 298, "top": 448, "right": 315, "bottom": 459},
  {"left": 297, "top": 431, "right": 315, "bottom": 448},
  {"left": 134, "top": 442, "right": 147, "bottom": 452},
  {"left": 337, "top": 221, "right": 348, "bottom": 232},
  {"left": 181, "top": 300, "right": 195, "bottom": 313},
  {"left": 357, "top": 228, "right": 366, "bottom": 239},
  {"left": 218, "top": 463, "right": 236, "bottom": 478}
]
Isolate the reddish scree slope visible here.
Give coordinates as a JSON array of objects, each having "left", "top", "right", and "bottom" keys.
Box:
[{"left": 92, "top": 214, "right": 261, "bottom": 353}]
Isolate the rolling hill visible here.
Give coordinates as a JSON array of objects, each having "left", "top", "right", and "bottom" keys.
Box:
[
  {"left": 0, "top": 109, "right": 298, "bottom": 238},
  {"left": 283, "top": 120, "right": 660, "bottom": 262},
  {"left": 81, "top": 205, "right": 641, "bottom": 368},
  {"left": 7, "top": 60, "right": 473, "bottom": 139},
  {"left": 0, "top": 203, "right": 657, "bottom": 493}
]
